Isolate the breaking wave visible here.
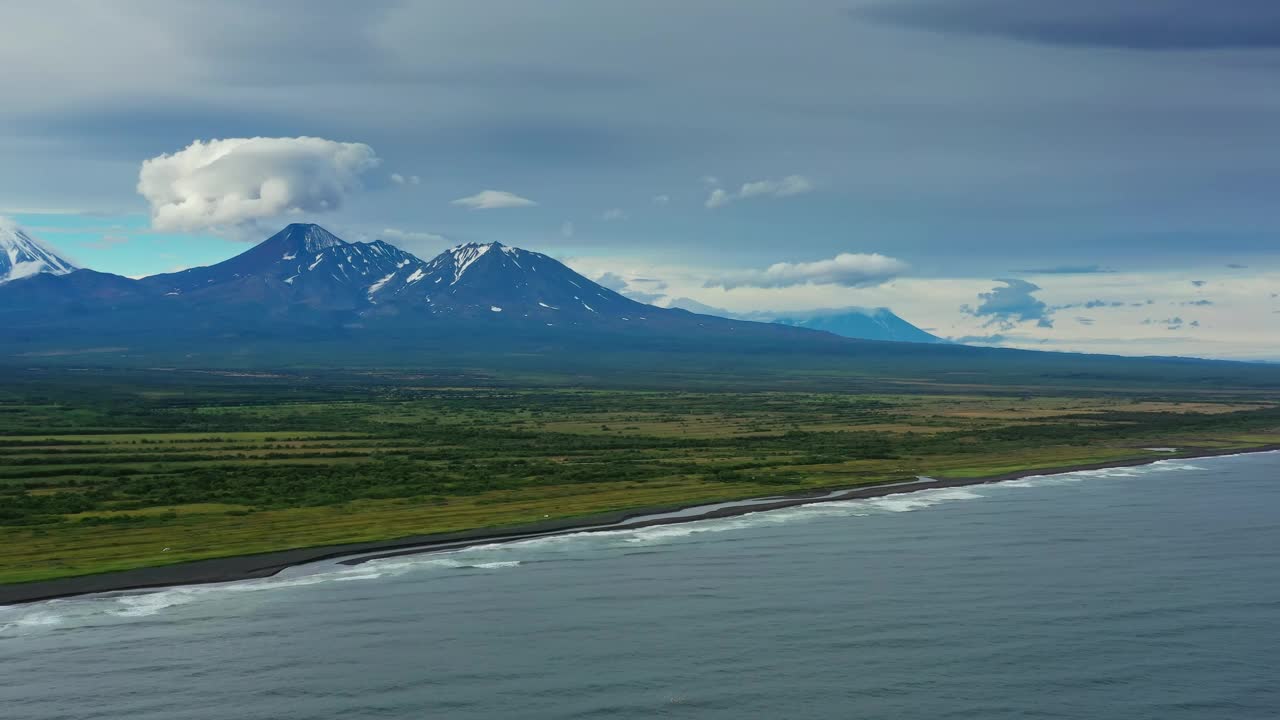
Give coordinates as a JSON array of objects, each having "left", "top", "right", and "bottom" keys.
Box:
[{"left": 0, "top": 452, "right": 1237, "bottom": 637}]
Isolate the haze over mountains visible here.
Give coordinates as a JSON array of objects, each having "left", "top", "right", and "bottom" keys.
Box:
[{"left": 667, "top": 298, "right": 942, "bottom": 344}]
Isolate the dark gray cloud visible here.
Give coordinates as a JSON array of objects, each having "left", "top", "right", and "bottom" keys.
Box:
[
  {"left": 857, "top": 1, "right": 1280, "bottom": 51},
  {"left": 6, "top": 103, "right": 311, "bottom": 160},
  {"left": 962, "top": 278, "right": 1053, "bottom": 329},
  {"left": 3, "top": 2, "right": 1280, "bottom": 279}
]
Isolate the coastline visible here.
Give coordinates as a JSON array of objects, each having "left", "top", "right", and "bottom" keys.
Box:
[{"left": 3, "top": 444, "right": 1277, "bottom": 606}]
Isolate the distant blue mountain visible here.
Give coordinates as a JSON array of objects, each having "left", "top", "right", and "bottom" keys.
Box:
[{"left": 667, "top": 298, "right": 942, "bottom": 344}]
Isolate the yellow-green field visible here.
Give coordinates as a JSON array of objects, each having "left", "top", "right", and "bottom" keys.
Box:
[{"left": 2, "top": 371, "right": 1278, "bottom": 585}]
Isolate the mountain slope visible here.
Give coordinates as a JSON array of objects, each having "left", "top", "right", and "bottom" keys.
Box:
[
  {"left": 139, "top": 224, "right": 426, "bottom": 312},
  {"left": 667, "top": 298, "right": 941, "bottom": 343},
  {"left": 0, "top": 223, "right": 845, "bottom": 350},
  {"left": 772, "top": 308, "right": 942, "bottom": 343},
  {"left": 379, "top": 241, "right": 651, "bottom": 323},
  {"left": 2, "top": 223, "right": 1277, "bottom": 390},
  {"left": 0, "top": 219, "right": 78, "bottom": 284}
]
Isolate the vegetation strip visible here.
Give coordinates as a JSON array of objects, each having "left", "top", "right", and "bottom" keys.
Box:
[
  {"left": 2, "top": 367, "right": 1278, "bottom": 594},
  {"left": 4, "top": 446, "right": 1276, "bottom": 606}
]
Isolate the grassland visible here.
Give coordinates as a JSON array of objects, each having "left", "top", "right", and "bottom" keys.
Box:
[{"left": 2, "top": 366, "right": 1279, "bottom": 585}]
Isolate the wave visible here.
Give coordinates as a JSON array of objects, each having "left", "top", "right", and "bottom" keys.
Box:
[
  {"left": 0, "top": 552, "right": 524, "bottom": 635},
  {"left": 1001, "top": 458, "right": 1205, "bottom": 488},
  {"left": 0, "top": 451, "right": 1238, "bottom": 636}
]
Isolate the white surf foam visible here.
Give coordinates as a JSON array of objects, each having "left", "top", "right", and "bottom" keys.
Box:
[
  {"left": 0, "top": 451, "right": 1251, "bottom": 635},
  {"left": 0, "top": 549, "right": 527, "bottom": 634},
  {"left": 999, "top": 455, "right": 1205, "bottom": 489}
]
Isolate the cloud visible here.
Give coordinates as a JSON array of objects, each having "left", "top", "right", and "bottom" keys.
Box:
[
  {"left": 560, "top": 221, "right": 575, "bottom": 238},
  {"left": 622, "top": 289, "right": 666, "bottom": 304},
  {"left": 705, "top": 175, "right": 814, "bottom": 209},
  {"left": 1014, "top": 264, "right": 1111, "bottom": 275},
  {"left": 1053, "top": 299, "right": 1125, "bottom": 310},
  {"left": 595, "top": 272, "right": 628, "bottom": 291},
  {"left": 963, "top": 278, "right": 1053, "bottom": 328},
  {"left": 450, "top": 189, "right": 537, "bottom": 210},
  {"left": 950, "top": 333, "right": 1009, "bottom": 346},
  {"left": 705, "top": 188, "right": 732, "bottom": 209},
  {"left": 857, "top": 1, "right": 1280, "bottom": 51},
  {"left": 594, "top": 271, "right": 665, "bottom": 303},
  {"left": 1143, "top": 316, "right": 1192, "bottom": 330},
  {"left": 390, "top": 173, "right": 421, "bottom": 185},
  {"left": 705, "top": 252, "right": 908, "bottom": 289},
  {"left": 137, "top": 136, "right": 380, "bottom": 233},
  {"left": 380, "top": 227, "right": 448, "bottom": 245},
  {"left": 601, "top": 208, "right": 627, "bottom": 221},
  {"left": 652, "top": 194, "right": 671, "bottom": 206},
  {"left": 739, "top": 175, "right": 814, "bottom": 198}
]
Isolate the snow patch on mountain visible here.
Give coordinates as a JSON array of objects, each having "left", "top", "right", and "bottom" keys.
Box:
[
  {"left": 0, "top": 218, "right": 78, "bottom": 284},
  {"left": 450, "top": 243, "right": 492, "bottom": 285}
]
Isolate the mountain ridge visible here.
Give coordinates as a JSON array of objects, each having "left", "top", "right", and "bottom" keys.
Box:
[
  {"left": 0, "top": 223, "right": 849, "bottom": 351},
  {"left": 0, "top": 219, "right": 78, "bottom": 284}
]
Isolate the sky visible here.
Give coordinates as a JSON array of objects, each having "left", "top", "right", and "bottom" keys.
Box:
[{"left": 1, "top": 1, "right": 1278, "bottom": 359}]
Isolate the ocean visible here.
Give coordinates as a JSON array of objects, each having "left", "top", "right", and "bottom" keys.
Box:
[{"left": 3, "top": 452, "right": 1278, "bottom": 719}]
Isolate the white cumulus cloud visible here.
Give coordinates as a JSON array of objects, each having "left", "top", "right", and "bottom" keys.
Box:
[
  {"left": 705, "top": 175, "right": 814, "bottom": 209},
  {"left": 451, "top": 190, "right": 537, "bottom": 210},
  {"left": 381, "top": 227, "right": 448, "bottom": 245},
  {"left": 705, "top": 188, "right": 732, "bottom": 209},
  {"left": 740, "top": 175, "right": 813, "bottom": 198},
  {"left": 137, "top": 137, "right": 380, "bottom": 233},
  {"left": 706, "top": 252, "right": 907, "bottom": 289}
]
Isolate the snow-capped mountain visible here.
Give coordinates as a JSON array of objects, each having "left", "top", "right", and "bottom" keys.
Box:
[
  {"left": 0, "top": 222, "right": 847, "bottom": 351},
  {"left": 0, "top": 219, "right": 78, "bottom": 284},
  {"left": 140, "top": 224, "right": 428, "bottom": 310},
  {"left": 378, "top": 241, "right": 647, "bottom": 322}
]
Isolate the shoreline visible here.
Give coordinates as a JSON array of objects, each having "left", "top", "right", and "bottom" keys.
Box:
[{"left": 3, "top": 444, "right": 1277, "bottom": 606}]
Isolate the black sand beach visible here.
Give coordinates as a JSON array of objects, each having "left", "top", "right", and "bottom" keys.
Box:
[{"left": 3, "top": 445, "right": 1276, "bottom": 606}]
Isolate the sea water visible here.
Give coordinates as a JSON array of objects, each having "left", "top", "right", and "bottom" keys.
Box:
[{"left": 2, "top": 452, "right": 1278, "bottom": 719}]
